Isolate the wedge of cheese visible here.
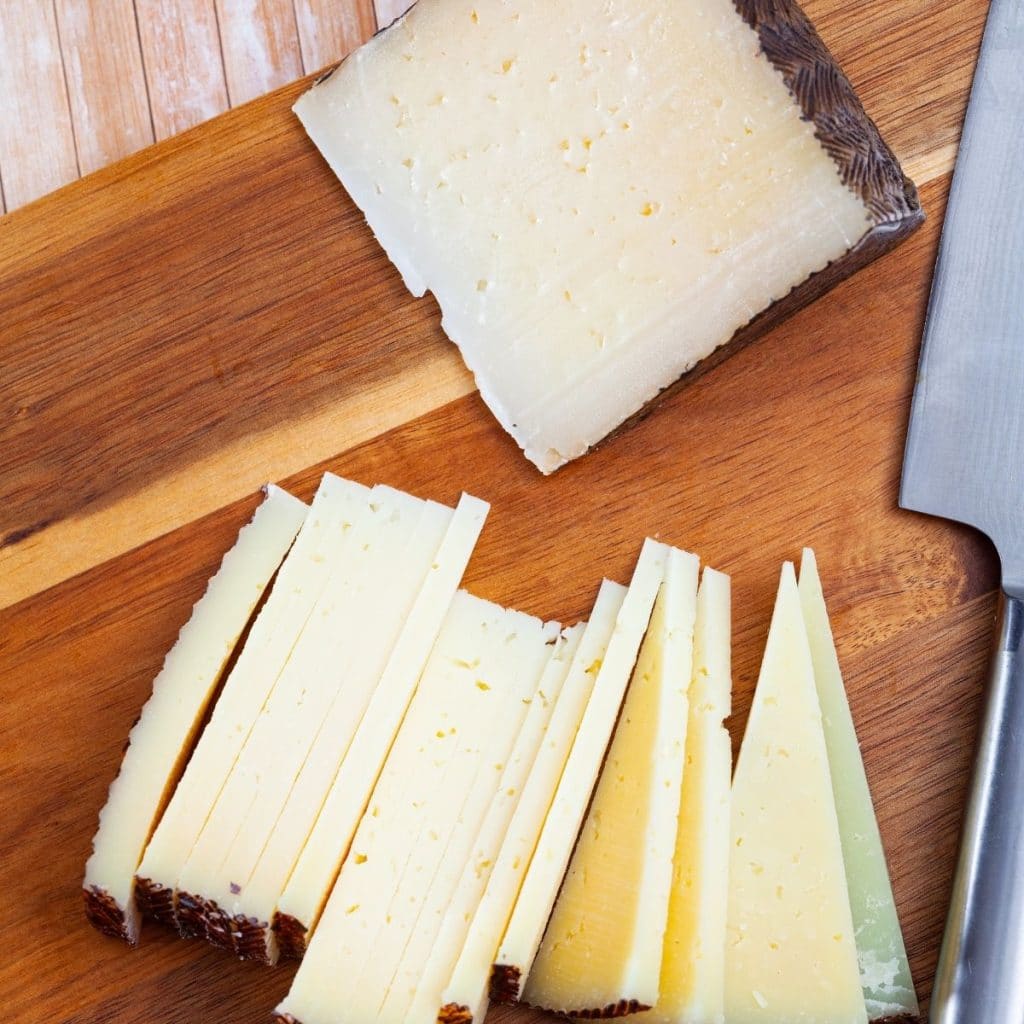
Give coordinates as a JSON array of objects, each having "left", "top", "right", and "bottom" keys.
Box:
[
  {"left": 524, "top": 548, "right": 699, "bottom": 1016},
  {"left": 491, "top": 538, "right": 667, "bottom": 1003},
  {"left": 83, "top": 485, "right": 307, "bottom": 944},
  {"left": 724, "top": 563, "right": 866, "bottom": 1024},
  {"left": 135, "top": 473, "right": 370, "bottom": 927},
  {"left": 173, "top": 486, "right": 454, "bottom": 960},
  {"left": 293, "top": 0, "right": 887, "bottom": 473},
  {"left": 274, "top": 593, "right": 558, "bottom": 1024},
  {"left": 438, "top": 579, "right": 627, "bottom": 1024},
  {"left": 272, "top": 494, "right": 489, "bottom": 958},
  {"left": 798, "top": 550, "right": 918, "bottom": 1021},
  {"left": 636, "top": 567, "right": 732, "bottom": 1024},
  {"left": 377, "top": 626, "right": 583, "bottom": 1024}
]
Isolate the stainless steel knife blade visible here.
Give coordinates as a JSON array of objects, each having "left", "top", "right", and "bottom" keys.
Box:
[
  {"left": 900, "top": 0, "right": 1024, "bottom": 597},
  {"left": 900, "top": 2, "right": 1024, "bottom": 1020}
]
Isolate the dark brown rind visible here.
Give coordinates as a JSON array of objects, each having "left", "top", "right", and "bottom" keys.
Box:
[
  {"left": 733, "top": 0, "right": 920, "bottom": 226},
  {"left": 489, "top": 964, "right": 523, "bottom": 1005},
  {"left": 871, "top": 1016, "right": 922, "bottom": 1024},
  {"left": 438, "top": 1003, "right": 474, "bottom": 1024},
  {"left": 83, "top": 886, "right": 132, "bottom": 943},
  {"left": 134, "top": 876, "right": 176, "bottom": 928},
  {"left": 563, "top": 999, "right": 652, "bottom": 1019},
  {"left": 273, "top": 911, "right": 309, "bottom": 960},
  {"left": 174, "top": 889, "right": 208, "bottom": 939},
  {"left": 272, "top": 1015, "right": 302, "bottom": 1024}
]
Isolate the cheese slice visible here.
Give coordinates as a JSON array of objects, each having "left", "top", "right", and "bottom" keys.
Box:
[
  {"left": 636, "top": 566, "right": 732, "bottom": 1024},
  {"left": 391, "top": 624, "right": 583, "bottom": 1024},
  {"left": 492, "top": 538, "right": 668, "bottom": 1002},
  {"left": 798, "top": 550, "right": 918, "bottom": 1021},
  {"left": 272, "top": 494, "right": 489, "bottom": 957},
  {"left": 524, "top": 548, "right": 698, "bottom": 1016},
  {"left": 275, "top": 593, "right": 558, "bottom": 1024},
  {"left": 82, "top": 485, "right": 307, "bottom": 944},
  {"left": 173, "top": 486, "right": 453, "bottom": 960},
  {"left": 294, "top": 0, "right": 871, "bottom": 473},
  {"left": 438, "top": 578, "right": 627, "bottom": 1024},
  {"left": 724, "top": 563, "right": 866, "bottom": 1024},
  {"left": 135, "top": 473, "right": 370, "bottom": 926}
]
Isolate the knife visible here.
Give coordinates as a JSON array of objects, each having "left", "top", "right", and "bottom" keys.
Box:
[{"left": 899, "top": 0, "right": 1024, "bottom": 1019}]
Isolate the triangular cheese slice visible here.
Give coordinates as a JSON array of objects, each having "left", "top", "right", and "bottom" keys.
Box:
[
  {"left": 523, "top": 547, "right": 699, "bottom": 1016},
  {"left": 799, "top": 550, "right": 918, "bottom": 1021},
  {"left": 636, "top": 565, "right": 732, "bottom": 1024},
  {"left": 724, "top": 562, "right": 866, "bottom": 1024}
]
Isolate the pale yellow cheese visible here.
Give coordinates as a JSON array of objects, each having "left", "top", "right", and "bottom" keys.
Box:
[
  {"left": 294, "top": 0, "right": 871, "bottom": 473},
  {"left": 524, "top": 548, "right": 699, "bottom": 1015},
  {"left": 393, "top": 624, "right": 583, "bottom": 1024},
  {"left": 271, "top": 495, "right": 489, "bottom": 946},
  {"left": 438, "top": 579, "right": 627, "bottom": 1024},
  {"left": 493, "top": 539, "right": 668, "bottom": 1001},
  {"left": 136, "top": 474, "right": 370, "bottom": 908},
  {"left": 798, "top": 550, "right": 918, "bottom": 1020},
  {"left": 275, "top": 593, "right": 558, "bottom": 1024},
  {"left": 173, "top": 486, "right": 452, "bottom": 958},
  {"left": 636, "top": 566, "right": 732, "bottom": 1024},
  {"left": 724, "top": 564, "right": 866, "bottom": 1024},
  {"left": 82, "top": 485, "right": 306, "bottom": 943}
]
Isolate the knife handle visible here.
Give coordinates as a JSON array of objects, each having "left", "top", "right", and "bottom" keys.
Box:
[{"left": 931, "top": 591, "right": 1024, "bottom": 1024}]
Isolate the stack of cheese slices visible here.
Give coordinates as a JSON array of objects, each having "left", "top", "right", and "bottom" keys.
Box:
[{"left": 84, "top": 473, "right": 918, "bottom": 1024}]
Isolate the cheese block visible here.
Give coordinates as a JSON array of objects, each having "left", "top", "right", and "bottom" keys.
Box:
[
  {"left": 524, "top": 548, "right": 700, "bottom": 1016},
  {"left": 274, "top": 593, "right": 558, "bottom": 1024},
  {"left": 798, "top": 550, "right": 918, "bottom": 1021},
  {"left": 272, "top": 494, "right": 489, "bottom": 958},
  {"left": 294, "top": 0, "right": 921, "bottom": 474},
  {"left": 173, "top": 486, "right": 454, "bottom": 961},
  {"left": 135, "top": 473, "right": 371, "bottom": 927},
  {"left": 82, "top": 485, "right": 307, "bottom": 945},
  {"left": 491, "top": 538, "right": 668, "bottom": 1003},
  {"left": 724, "top": 563, "right": 866, "bottom": 1024},
  {"left": 635, "top": 567, "right": 732, "bottom": 1024},
  {"left": 438, "top": 579, "right": 627, "bottom": 1024},
  {"left": 396, "top": 624, "right": 583, "bottom": 1024}
]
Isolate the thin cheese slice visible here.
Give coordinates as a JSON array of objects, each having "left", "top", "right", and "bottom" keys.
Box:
[
  {"left": 636, "top": 566, "right": 732, "bottom": 1024},
  {"left": 439, "top": 579, "right": 627, "bottom": 1024},
  {"left": 798, "top": 550, "right": 918, "bottom": 1021},
  {"left": 491, "top": 538, "right": 668, "bottom": 1002},
  {"left": 272, "top": 494, "right": 489, "bottom": 957},
  {"left": 82, "top": 485, "right": 307, "bottom": 944},
  {"left": 174, "top": 486, "right": 453, "bottom": 960},
  {"left": 390, "top": 624, "right": 584, "bottom": 1024},
  {"left": 135, "top": 474, "right": 370, "bottom": 926},
  {"left": 275, "top": 593, "right": 558, "bottom": 1024},
  {"left": 524, "top": 548, "right": 699, "bottom": 1016},
  {"left": 294, "top": 0, "right": 871, "bottom": 473},
  {"left": 724, "top": 563, "right": 866, "bottom": 1024}
]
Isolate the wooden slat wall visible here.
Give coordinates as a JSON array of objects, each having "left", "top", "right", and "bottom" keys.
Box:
[
  {"left": 0, "top": 0, "right": 379, "bottom": 215},
  {"left": 0, "top": 3, "right": 79, "bottom": 213}
]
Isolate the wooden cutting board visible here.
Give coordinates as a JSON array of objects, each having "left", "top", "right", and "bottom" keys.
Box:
[{"left": 0, "top": 1, "right": 995, "bottom": 1020}]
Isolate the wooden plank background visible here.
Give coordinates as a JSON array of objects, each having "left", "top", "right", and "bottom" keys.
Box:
[{"left": 0, "top": 0, "right": 399, "bottom": 215}]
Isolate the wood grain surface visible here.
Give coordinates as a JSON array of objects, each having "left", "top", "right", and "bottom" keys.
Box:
[{"left": 0, "top": 0, "right": 995, "bottom": 1021}]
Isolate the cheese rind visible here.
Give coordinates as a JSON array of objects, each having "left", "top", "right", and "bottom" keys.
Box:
[
  {"left": 174, "top": 486, "right": 454, "bottom": 960},
  {"left": 524, "top": 548, "right": 699, "bottom": 1015},
  {"left": 635, "top": 566, "right": 732, "bottom": 1024},
  {"left": 82, "top": 485, "right": 307, "bottom": 944},
  {"left": 798, "top": 550, "right": 918, "bottom": 1021},
  {"left": 492, "top": 539, "right": 668, "bottom": 1001},
  {"left": 294, "top": 0, "right": 871, "bottom": 473},
  {"left": 272, "top": 494, "right": 489, "bottom": 953},
  {"left": 135, "top": 474, "right": 371, "bottom": 924},
  {"left": 275, "top": 593, "right": 558, "bottom": 1024},
  {"left": 438, "top": 579, "right": 627, "bottom": 1024},
  {"left": 724, "top": 563, "right": 866, "bottom": 1024}
]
